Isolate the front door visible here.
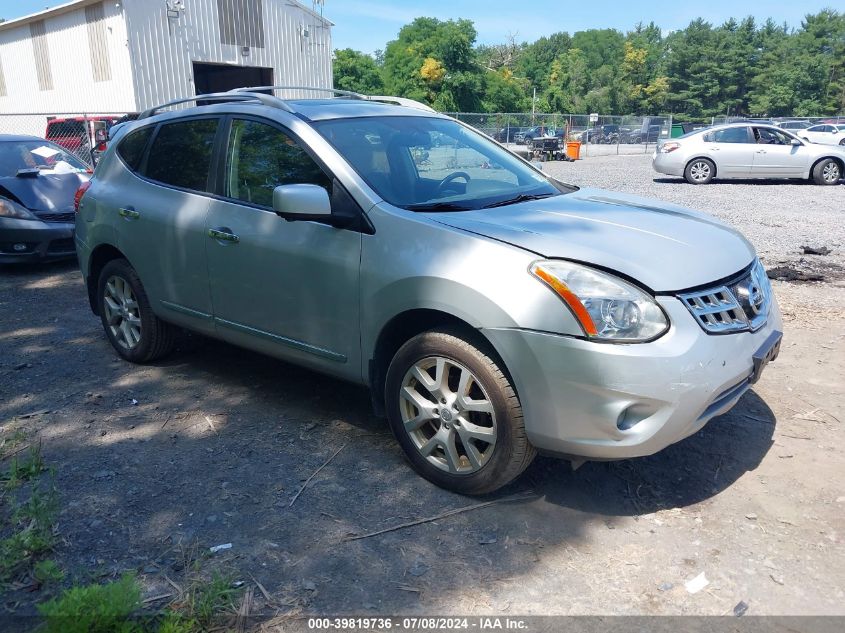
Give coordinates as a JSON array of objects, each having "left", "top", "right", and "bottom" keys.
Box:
[
  {"left": 751, "top": 127, "right": 808, "bottom": 178},
  {"left": 205, "top": 117, "right": 362, "bottom": 380}
]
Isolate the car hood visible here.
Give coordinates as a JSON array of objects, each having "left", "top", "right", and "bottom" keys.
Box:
[
  {"left": 0, "top": 171, "right": 89, "bottom": 215},
  {"left": 432, "top": 187, "right": 755, "bottom": 291}
]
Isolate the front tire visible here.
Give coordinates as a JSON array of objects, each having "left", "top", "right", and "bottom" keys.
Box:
[
  {"left": 812, "top": 158, "right": 842, "bottom": 185},
  {"left": 385, "top": 329, "right": 535, "bottom": 495},
  {"left": 97, "top": 259, "right": 175, "bottom": 363},
  {"left": 684, "top": 158, "right": 715, "bottom": 184}
]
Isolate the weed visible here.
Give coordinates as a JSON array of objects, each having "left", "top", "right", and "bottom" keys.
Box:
[
  {"left": 0, "top": 479, "right": 58, "bottom": 582},
  {"left": 38, "top": 572, "right": 141, "bottom": 633},
  {"left": 185, "top": 572, "right": 241, "bottom": 627},
  {"left": 2, "top": 442, "right": 46, "bottom": 489},
  {"left": 33, "top": 559, "right": 64, "bottom": 585}
]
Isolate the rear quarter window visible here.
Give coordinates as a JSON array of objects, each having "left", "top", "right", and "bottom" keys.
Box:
[
  {"left": 143, "top": 118, "right": 219, "bottom": 192},
  {"left": 116, "top": 126, "right": 153, "bottom": 172}
]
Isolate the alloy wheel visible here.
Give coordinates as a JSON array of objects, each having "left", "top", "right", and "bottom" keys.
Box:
[
  {"left": 399, "top": 356, "right": 497, "bottom": 474},
  {"left": 103, "top": 275, "right": 142, "bottom": 350},
  {"left": 690, "top": 161, "right": 711, "bottom": 182},
  {"left": 822, "top": 162, "right": 840, "bottom": 183}
]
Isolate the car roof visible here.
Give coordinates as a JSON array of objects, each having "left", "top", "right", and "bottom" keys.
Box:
[{"left": 0, "top": 134, "right": 48, "bottom": 142}]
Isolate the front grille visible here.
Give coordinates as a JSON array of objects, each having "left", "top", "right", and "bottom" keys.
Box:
[
  {"left": 47, "top": 238, "right": 76, "bottom": 254},
  {"left": 678, "top": 260, "right": 772, "bottom": 334},
  {"left": 38, "top": 212, "right": 76, "bottom": 223}
]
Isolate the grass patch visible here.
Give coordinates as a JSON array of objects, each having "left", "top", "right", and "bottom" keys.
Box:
[
  {"left": 38, "top": 572, "right": 141, "bottom": 633},
  {"left": 2, "top": 442, "right": 46, "bottom": 489},
  {"left": 34, "top": 559, "right": 65, "bottom": 585},
  {"left": 0, "top": 478, "right": 58, "bottom": 582},
  {"left": 37, "top": 570, "right": 243, "bottom": 633}
]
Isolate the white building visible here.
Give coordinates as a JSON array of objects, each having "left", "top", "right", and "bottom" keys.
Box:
[{"left": 0, "top": 0, "right": 333, "bottom": 116}]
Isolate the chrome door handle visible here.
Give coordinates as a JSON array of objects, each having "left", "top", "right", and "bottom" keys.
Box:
[
  {"left": 756, "top": 150, "right": 767, "bottom": 154},
  {"left": 118, "top": 207, "right": 140, "bottom": 219},
  {"left": 208, "top": 228, "right": 240, "bottom": 243}
]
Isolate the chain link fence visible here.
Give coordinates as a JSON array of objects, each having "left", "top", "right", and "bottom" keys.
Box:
[
  {"left": 0, "top": 112, "right": 130, "bottom": 166},
  {"left": 445, "top": 112, "right": 674, "bottom": 158}
]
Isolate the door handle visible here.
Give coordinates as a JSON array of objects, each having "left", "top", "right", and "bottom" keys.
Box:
[
  {"left": 756, "top": 150, "right": 767, "bottom": 154},
  {"left": 118, "top": 207, "right": 140, "bottom": 219},
  {"left": 208, "top": 228, "right": 240, "bottom": 244}
]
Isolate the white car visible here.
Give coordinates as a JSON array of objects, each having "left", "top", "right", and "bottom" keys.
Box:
[
  {"left": 797, "top": 123, "right": 845, "bottom": 146},
  {"left": 652, "top": 123, "right": 845, "bottom": 185}
]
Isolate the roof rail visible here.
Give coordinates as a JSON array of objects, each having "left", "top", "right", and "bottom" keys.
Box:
[
  {"left": 234, "top": 86, "right": 437, "bottom": 112},
  {"left": 138, "top": 92, "right": 292, "bottom": 120},
  {"left": 231, "top": 85, "right": 367, "bottom": 100},
  {"left": 363, "top": 95, "right": 436, "bottom": 113}
]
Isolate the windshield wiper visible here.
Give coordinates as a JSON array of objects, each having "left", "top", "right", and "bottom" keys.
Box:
[
  {"left": 482, "top": 192, "right": 556, "bottom": 209},
  {"left": 405, "top": 201, "right": 474, "bottom": 212}
]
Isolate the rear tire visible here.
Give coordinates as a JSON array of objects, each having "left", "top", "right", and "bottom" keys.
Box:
[
  {"left": 812, "top": 158, "right": 842, "bottom": 185},
  {"left": 97, "top": 259, "right": 175, "bottom": 363},
  {"left": 684, "top": 158, "right": 715, "bottom": 184},
  {"left": 385, "top": 329, "right": 535, "bottom": 495}
]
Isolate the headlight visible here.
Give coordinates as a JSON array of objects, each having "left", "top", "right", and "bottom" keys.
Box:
[
  {"left": 530, "top": 260, "right": 669, "bottom": 342},
  {"left": 0, "top": 198, "right": 38, "bottom": 220}
]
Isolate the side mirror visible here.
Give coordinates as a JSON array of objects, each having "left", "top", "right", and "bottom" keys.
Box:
[
  {"left": 791, "top": 138, "right": 803, "bottom": 146},
  {"left": 272, "top": 184, "right": 331, "bottom": 221}
]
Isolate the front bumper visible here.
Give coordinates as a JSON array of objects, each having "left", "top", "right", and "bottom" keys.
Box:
[
  {"left": 482, "top": 295, "right": 783, "bottom": 460},
  {"left": 652, "top": 151, "right": 685, "bottom": 177},
  {"left": 0, "top": 218, "right": 76, "bottom": 263}
]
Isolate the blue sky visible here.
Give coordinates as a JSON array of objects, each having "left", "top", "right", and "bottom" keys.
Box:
[{"left": 2, "top": 0, "right": 837, "bottom": 54}]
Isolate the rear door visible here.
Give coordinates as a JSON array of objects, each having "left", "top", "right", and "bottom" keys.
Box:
[
  {"left": 114, "top": 117, "right": 220, "bottom": 333},
  {"left": 751, "top": 126, "right": 809, "bottom": 178},
  {"left": 204, "top": 116, "right": 363, "bottom": 380},
  {"left": 705, "top": 126, "right": 755, "bottom": 177}
]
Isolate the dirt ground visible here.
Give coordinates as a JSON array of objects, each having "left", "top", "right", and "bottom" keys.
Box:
[{"left": 2, "top": 260, "right": 843, "bottom": 622}]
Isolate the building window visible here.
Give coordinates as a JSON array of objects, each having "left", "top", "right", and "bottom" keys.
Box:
[
  {"left": 86, "top": 2, "right": 112, "bottom": 82},
  {"left": 217, "top": 0, "right": 265, "bottom": 49},
  {"left": 0, "top": 56, "right": 7, "bottom": 97},
  {"left": 30, "top": 20, "right": 54, "bottom": 91}
]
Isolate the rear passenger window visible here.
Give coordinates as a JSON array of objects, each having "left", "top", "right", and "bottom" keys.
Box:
[
  {"left": 144, "top": 119, "right": 219, "bottom": 192},
  {"left": 225, "top": 119, "right": 331, "bottom": 207},
  {"left": 117, "top": 127, "right": 153, "bottom": 172},
  {"left": 710, "top": 127, "right": 750, "bottom": 143}
]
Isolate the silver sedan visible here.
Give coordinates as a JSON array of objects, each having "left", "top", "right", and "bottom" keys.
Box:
[{"left": 653, "top": 122, "right": 845, "bottom": 185}]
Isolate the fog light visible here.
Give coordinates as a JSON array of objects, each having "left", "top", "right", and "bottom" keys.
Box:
[{"left": 13, "top": 243, "right": 27, "bottom": 252}]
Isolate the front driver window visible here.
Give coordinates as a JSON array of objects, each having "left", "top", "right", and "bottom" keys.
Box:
[
  {"left": 754, "top": 128, "right": 792, "bottom": 145},
  {"left": 225, "top": 119, "right": 331, "bottom": 207}
]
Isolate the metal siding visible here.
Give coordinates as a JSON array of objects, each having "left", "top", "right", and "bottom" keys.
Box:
[
  {"left": 0, "top": 56, "right": 6, "bottom": 97},
  {"left": 0, "top": 2, "right": 137, "bottom": 113},
  {"left": 85, "top": 2, "right": 112, "bottom": 82},
  {"left": 126, "top": 0, "right": 332, "bottom": 111},
  {"left": 30, "top": 21, "right": 54, "bottom": 91}
]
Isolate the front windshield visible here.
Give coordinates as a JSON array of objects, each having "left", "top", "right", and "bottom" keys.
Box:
[
  {"left": 313, "top": 116, "right": 575, "bottom": 211},
  {"left": 0, "top": 141, "right": 89, "bottom": 177}
]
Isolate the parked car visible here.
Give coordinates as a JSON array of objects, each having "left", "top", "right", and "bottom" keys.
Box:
[
  {"left": 77, "top": 89, "right": 783, "bottom": 494},
  {"left": 653, "top": 122, "right": 844, "bottom": 185},
  {"left": 0, "top": 135, "right": 91, "bottom": 263},
  {"left": 629, "top": 124, "right": 664, "bottom": 144},
  {"left": 45, "top": 115, "right": 120, "bottom": 164},
  {"left": 493, "top": 126, "right": 526, "bottom": 143},
  {"left": 796, "top": 124, "right": 845, "bottom": 146},
  {"left": 516, "top": 126, "right": 546, "bottom": 144},
  {"left": 775, "top": 120, "right": 811, "bottom": 131}
]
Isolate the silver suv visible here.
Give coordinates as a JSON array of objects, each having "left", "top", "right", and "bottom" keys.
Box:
[{"left": 75, "top": 88, "right": 783, "bottom": 494}]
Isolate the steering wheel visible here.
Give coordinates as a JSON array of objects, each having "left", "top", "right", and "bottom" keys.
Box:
[{"left": 436, "top": 171, "right": 471, "bottom": 194}]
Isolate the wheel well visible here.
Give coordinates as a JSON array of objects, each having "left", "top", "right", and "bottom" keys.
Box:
[
  {"left": 86, "top": 244, "right": 126, "bottom": 315},
  {"left": 811, "top": 155, "right": 844, "bottom": 175},
  {"left": 685, "top": 156, "right": 717, "bottom": 177},
  {"left": 368, "top": 309, "right": 505, "bottom": 417}
]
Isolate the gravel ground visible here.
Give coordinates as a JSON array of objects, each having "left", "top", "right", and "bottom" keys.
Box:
[
  {"left": 545, "top": 153, "right": 845, "bottom": 280},
  {"left": 1, "top": 161, "right": 845, "bottom": 626}
]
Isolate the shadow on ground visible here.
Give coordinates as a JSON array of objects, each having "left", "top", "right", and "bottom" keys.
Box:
[{"left": 0, "top": 262, "right": 775, "bottom": 617}]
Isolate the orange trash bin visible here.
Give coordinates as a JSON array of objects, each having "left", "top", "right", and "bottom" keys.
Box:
[{"left": 565, "top": 141, "right": 582, "bottom": 160}]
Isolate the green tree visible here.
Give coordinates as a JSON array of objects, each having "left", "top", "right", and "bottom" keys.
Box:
[{"left": 333, "top": 48, "right": 384, "bottom": 94}]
